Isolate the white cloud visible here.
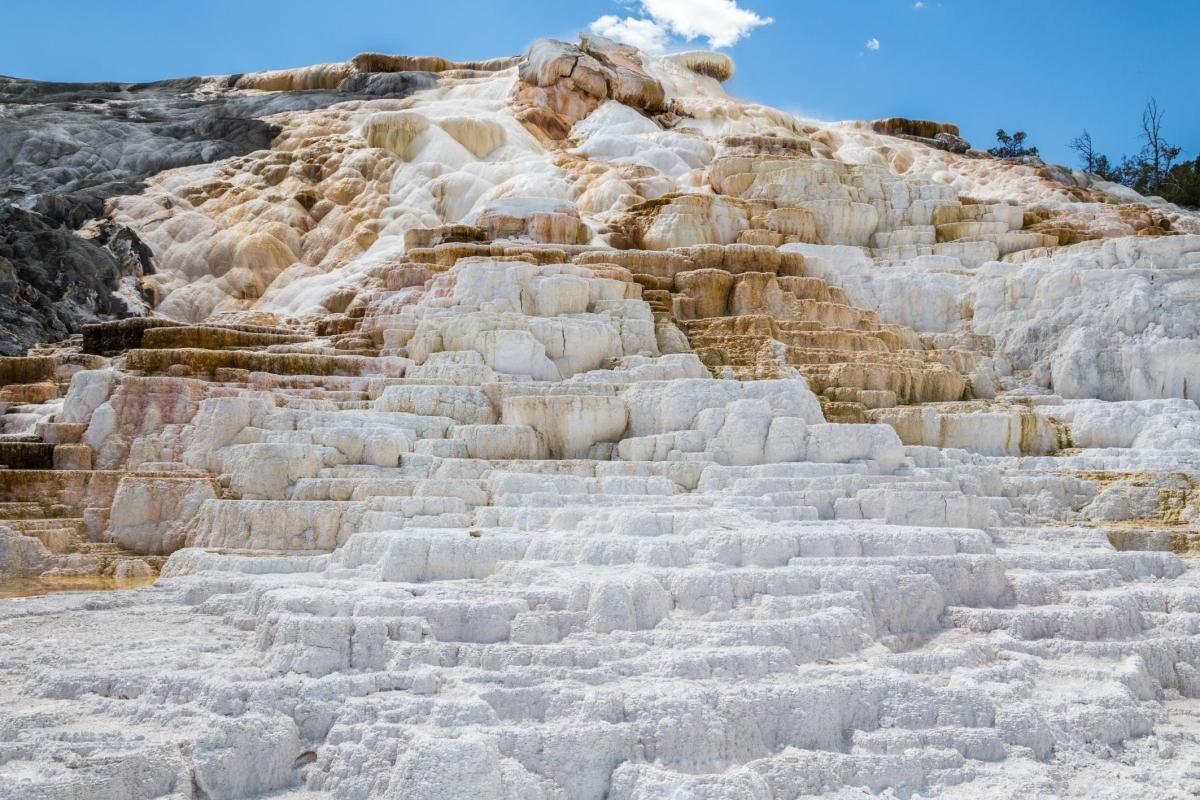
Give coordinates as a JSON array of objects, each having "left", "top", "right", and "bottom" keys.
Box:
[
  {"left": 866, "top": 37, "right": 881, "bottom": 51},
  {"left": 588, "top": 14, "right": 670, "bottom": 54},
  {"left": 586, "top": 0, "right": 772, "bottom": 52},
  {"left": 640, "top": 0, "right": 773, "bottom": 49},
  {"left": 914, "top": 1, "right": 926, "bottom": 8}
]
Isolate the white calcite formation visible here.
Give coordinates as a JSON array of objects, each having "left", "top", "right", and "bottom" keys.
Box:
[{"left": 2, "top": 34, "right": 1200, "bottom": 800}]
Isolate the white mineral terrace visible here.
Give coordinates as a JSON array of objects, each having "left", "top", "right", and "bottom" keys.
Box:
[{"left": 1, "top": 35, "right": 1200, "bottom": 799}]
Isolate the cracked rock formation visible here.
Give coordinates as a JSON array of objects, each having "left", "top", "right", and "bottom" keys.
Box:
[{"left": 2, "top": 34, "right": 1200, "bottom": 800}]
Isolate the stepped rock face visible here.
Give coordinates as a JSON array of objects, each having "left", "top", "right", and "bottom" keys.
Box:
[{"left": 2, "top": 35, "right": 1200, "bottom": 799}]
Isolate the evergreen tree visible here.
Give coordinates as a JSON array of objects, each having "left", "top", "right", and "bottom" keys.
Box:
[{"left": 988, "top": 129, "right": 1039, "bottom": 159}]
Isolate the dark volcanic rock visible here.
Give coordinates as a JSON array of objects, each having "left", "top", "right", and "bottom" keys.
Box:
[
  {"left": 0, "top": 69, "right": 436, "bottom": 352},
  {"left": 933, "top": 132, "right": 971, "bottom": 154},
  {"left": 0, "top": 74, "right": 432, "bottom": 226},
  {"left": 336, "top": 71, "right": 438, "bottom": 96},
  {"left": 892, "top": 132, "right": 972, "bottom": 155},
  {"left": 1, "top": 74, "right": 439, "bottom": 219},
  {"left": 0, "top": 204, "right": 152, "bottom": 355},
  {"left": 1, "top": 76, "right": 276, "bottom": 225}
]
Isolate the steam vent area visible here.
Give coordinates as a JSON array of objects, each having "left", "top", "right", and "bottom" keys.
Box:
[{"left": 3, "top": 34, "right": 1200, "bottom": 799}]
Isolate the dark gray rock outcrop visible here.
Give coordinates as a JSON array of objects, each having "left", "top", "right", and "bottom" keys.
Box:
[
  {"left": 0, "top": 205, "right": 153, "bottom": 355},
  {"left": 335, "top": 71, "right": 437, "bottom": 97},
  {"left": 0, "top": 68, "right": 437, "bottom": 352}
]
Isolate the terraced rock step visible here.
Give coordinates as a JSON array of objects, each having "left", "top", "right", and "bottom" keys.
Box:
[{"left": 1, "top": 32, "right": 1200, "bottom": 800}]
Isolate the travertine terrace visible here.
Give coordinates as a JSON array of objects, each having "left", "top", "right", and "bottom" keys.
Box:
[{"left": 2, "top": 35, "right": 1200, "bottom": 798}]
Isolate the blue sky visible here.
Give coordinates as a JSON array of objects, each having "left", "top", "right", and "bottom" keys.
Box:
[{"left": 4, "top": 0, "right": 1196, "bottom": 166}]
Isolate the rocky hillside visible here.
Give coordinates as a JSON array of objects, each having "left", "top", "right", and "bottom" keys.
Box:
[
  {"left": 0, "top": 65, "right": 444, "bottom": 354},
  {"left": 1, "top": 36, "right": 1199, "bottom": 799}
]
